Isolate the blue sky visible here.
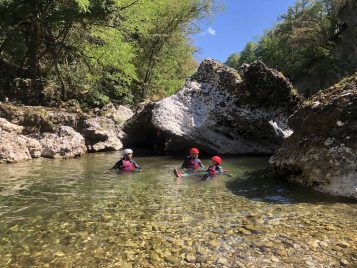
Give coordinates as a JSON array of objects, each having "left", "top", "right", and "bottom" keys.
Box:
[{"left": 193, "top": 0, "right": 296, "bottom": 62}]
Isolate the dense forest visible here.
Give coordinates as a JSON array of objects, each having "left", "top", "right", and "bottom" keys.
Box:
[
  {"left": 1, "top": 0, "right": 355, "bottom": 107},
  {"left": 226, "top": 0, "right": 357, "bottom": 96},
  {"left": 0, "top": 0, "right": 216, "bottom": 107}
]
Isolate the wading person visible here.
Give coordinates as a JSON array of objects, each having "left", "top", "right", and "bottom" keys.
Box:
[
  {"left": 111, "top": 149, "right": 142, "bottom": 172},
  {"left": 201, "top": 156, "right": 224, "bottom": 181},
  {"left": 174, "top": 147, "right": 204, "bottom": 177}
]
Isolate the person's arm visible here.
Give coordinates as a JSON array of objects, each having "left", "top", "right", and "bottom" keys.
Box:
[
  {"left": 132, "top": 160, "right": 142, "bottom": 170},
  {"left": 201, "top": 171, "right": 211, "bottom": 180},
  {"left": 202, "top": 166, "right": 214, "bottom": 180},
  {"left": 216, "top": 166, "right": 224, "bottom": 174},
  {"left": 181, "top": 157, "right": 188, "bottom": 169},
  {"left": 197, "top": 159, "right": 204, "bottom": 169},
  {"left": 111, "top": 160, "right": 122, "bottom": 169}
]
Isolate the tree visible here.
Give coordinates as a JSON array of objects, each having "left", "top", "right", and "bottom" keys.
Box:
[
  {"left": 0, "top": 0, "right": 216, "bottom": 106},
  {"left": 133, "top": 0, "right": 215, "bottom": 99},
  {"left": 239, "top": 41, "right": 257, "bottom": 65},
  {"left": 225, "top": 53, "right": 241, "bottom": 70},
  {"left": 225, "top": 42, "right": 257, "bottom": 71},
  {"left": 243, "top": 0, "right": 348, "bottom": 80}
]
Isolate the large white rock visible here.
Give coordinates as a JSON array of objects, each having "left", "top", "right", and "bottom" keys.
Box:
[{"left": 125, "top": 59, "right": 302, "bottom": 154}]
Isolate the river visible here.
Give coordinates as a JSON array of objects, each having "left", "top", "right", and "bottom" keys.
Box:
[{"left": 0, "top": 153, "right": 356, "bottom": 267}]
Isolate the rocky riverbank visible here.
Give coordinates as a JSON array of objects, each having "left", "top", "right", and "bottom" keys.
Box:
[
  {"left": 1, "top": 59, "right": 356, "bottom": 200},
  {"left": 0, "top": 101, "right": 133, "bottom": 163},
  {"left": 271, "top": 73, "right": 357, "bottom": 199}
]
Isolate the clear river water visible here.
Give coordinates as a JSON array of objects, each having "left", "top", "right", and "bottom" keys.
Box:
[{"left": 0, "top": 153, "right": 356, "bottom": 267}]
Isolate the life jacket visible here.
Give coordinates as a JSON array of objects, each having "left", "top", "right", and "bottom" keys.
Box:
[
  {"left": 207, "top": 165, "right": 219, "bottom": 177},
  {"left": 183, "top": 157, "right": 200, "bottom": 170},
  {"left": 120, "top": 160, "right": 135, "bottom": 171}
]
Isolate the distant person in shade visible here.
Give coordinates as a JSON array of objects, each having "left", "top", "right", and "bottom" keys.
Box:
[
  {"left": 174, "top": 148, "right": 204, "bottom": 177},
  {"left": 111, "top": 149, "right": 142, "bottom": 172}
]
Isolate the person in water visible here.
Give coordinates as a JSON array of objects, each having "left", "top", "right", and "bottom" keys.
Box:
[
  {"left": 201, "top": 156, "right": 224, "bottom": 181},
  {"left": 111, "top": 149, "right": 142, "bottom": 172},
  {"left": 174, "top": 147, "right": 204, "bottom": 177}
]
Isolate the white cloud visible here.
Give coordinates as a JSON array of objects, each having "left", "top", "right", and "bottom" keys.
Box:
[{"left": 207, "top": 27, "right": 216, "bottom": 36}]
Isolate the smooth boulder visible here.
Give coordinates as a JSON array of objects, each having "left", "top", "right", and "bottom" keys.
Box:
[
  {"left": 270, "top": 74, "right": 357, "bottom": 198},
  {"left": 125, "top": 59, "right": 302, "bottom": 153}
]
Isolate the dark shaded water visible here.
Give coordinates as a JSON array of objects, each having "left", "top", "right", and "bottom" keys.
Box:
[{"left": 0, "top": 153, "right": 356, "bottom": 267}]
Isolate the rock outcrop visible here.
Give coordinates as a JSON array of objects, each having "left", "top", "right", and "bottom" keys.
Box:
[
  {"left": 125, "top": 59, "right": 302, "bottom": 154},
  {"left": 0, "top": 102, "right": 83, "bottom": 134},
  {"left": 0, "top": 102, "right": 132, "bottom": 163},
  {"left": 271, "top": 74, "right": 357, "bottom": 198},
  {"left": 100, "top": 103, "right": 134, "bottom": 124},
  {"left": 39, "top": 126, "right": 87, "bottom": 159},
  {"left": 0, "top": 118, "right": 41, "bottom": 163},
  {"left": 79, "top": 117, "right": 123, "bottom": 152}
]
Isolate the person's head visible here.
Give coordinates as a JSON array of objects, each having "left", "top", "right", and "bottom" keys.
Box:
[
  {"left": 123, "top": 148, "right": 133, "bottom": 159},
  {"left": 190, "top": 148, "right": 199, "bottom": 158},
  {"left": 211, "top": 156, "right": 222, "bottom": 166}
]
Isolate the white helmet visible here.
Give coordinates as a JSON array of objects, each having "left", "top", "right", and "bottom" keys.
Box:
[{"left": 123, "top": 148, "right": 133, "bottom": 155}]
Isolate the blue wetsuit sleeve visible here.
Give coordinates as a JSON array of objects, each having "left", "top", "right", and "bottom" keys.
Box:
[{"left": 132, "top": 160, "right": 141, "bottom": 169}]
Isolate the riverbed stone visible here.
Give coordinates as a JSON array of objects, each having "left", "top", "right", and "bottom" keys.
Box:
[
  {"left": 238, "top": 228, "right": 252, "bottom": 235},
  {"left": 185, "top": 253, "right": 196, "bottom": 263},
  {"left": 337, "top": 241, "right": 350, "bottom": 248},
  {"left": 216, "top": 257, "right": 228, "bottom": 265},
  {"left": 164, "top": 255, "right": 180, "bottom": 265}
]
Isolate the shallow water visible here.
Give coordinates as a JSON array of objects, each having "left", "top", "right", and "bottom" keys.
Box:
[{"left": 0, "top": 153, "right": 356, "bottom": 267}]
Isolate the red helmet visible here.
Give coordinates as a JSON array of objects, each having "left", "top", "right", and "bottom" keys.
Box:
[
  {"left": 190, "top": 148, "right": 199, "bottom": 154},
  {"left": 211, "top": 156, "right": 222, "bottom": 164}
]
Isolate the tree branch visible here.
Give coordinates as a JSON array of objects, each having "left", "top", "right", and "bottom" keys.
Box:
[{"left": 119, "top": 0, "right": 141, "bottom": 10}]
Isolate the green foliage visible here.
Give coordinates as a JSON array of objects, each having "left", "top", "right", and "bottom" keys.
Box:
[
  {"left": 0, "top": 0, "right": 217, "bottom": 107},
  {"left": 75, "top": 0, "right": 90, "bottom": 11},
  {"left": 225, "top": 53, "right": 241, "bottom": 70},
  {"left": 225, "top": 0, "right": 349, "bottom": 86},
  {"left": 225, "top": 42, "right": 257, "bottom": 70},
  {"left": 239, "top": 42, "right": 257, "bottom": 65}
]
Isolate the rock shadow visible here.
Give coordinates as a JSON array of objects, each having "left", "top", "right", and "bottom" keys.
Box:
[{"left": 226, "top": 168, "right": 357, "bottom": 204}]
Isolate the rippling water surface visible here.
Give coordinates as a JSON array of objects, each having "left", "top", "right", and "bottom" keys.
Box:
[{"left": 0, "top": 153, "right": 356, "bottom": 267}]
